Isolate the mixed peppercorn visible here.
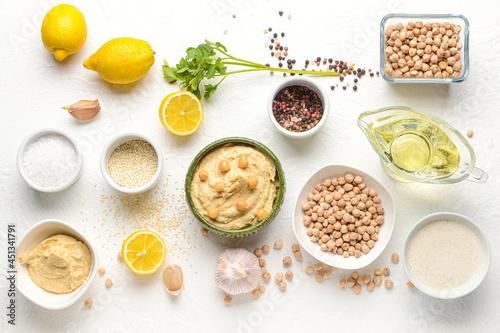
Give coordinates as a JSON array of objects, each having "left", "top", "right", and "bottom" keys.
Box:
[{"left": 272, "top": 85, "right": 323, "bottom": 133}]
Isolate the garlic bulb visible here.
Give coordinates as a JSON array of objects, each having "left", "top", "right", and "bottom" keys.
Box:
[{"left": 215, "top": 248, "right": 262, "bottom": 295}]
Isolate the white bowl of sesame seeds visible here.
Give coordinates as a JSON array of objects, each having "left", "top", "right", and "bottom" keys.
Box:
[{"left": 100, "top": 132, "right": 163, "bottom": 194}]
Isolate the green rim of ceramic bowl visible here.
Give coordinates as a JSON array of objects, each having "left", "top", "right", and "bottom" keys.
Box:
[{"left": 185, "top": 137, "right": 286, "bottom": 237}]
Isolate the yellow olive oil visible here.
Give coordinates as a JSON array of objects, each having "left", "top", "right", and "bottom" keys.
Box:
[{"left": 373, "top": 118, "right": 460, "bottom": 178}]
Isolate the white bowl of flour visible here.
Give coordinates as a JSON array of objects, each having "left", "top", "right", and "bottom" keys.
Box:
[{"left": 402, "top": 212, "right": 491, "bottom": 299}]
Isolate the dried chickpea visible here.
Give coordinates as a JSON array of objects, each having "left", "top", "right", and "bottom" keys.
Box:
[
  {"left": 374, "top": 268, "right": 383, "bottom": 276},
  {"left": 263, "top": 273, "right": 271, "bottom": 282},
  {"left": 261, "top": 245, "right": 270, "bottom": 254},
  {"left": 275, "top": 272, "right": 283, "bottom": 283},
  {"left": 200, "top": 227, "right": 208, "bottom": 236},
  {"left": 294, "top": 251, "right": 302, "bottom": 260},
  {"left": 252, "top": 289, "right": 261, "bottom": 297},
  {"left": 254, "top": 248, "right": 263, "bottom": 257},
  {"left": 352, "top": 284, "right": 362, "bottom": 293},
  {"left": 407, "top": 281, "right": 415, "bottom": 289},
  {"left": 218, "top": 160, "right": 230, "bottom": 173},
  {"left": 278, "top": 281, "right": 287, "bottom": 290},
  {"left": 467, "top": 130, "right": 473, "bottom": 138},
  {"left": 351, "top": 271, "right": 359, "bottom": 279},
  {"left": 373, "top": 276, "right": 383, "bottom": 285},
  {"left": 392, "top": 253, "right": 400, "bottom": 263},
  {"left": 261, "top": 267, "right": 267, "bottom": 275},
  {"left": 117, "top": 252, "right": 123, "bottom": 261},
  {"left": 259, "top": 285, "right": 265, "bottom": 293},
  {"left": 314, "top": 263, "right": 324, "bottom": 271},
  {"left": 224, "top": 296, "right": 232, "bottom": 304},
  {"left": 105, "top": 278, "right": 113, "bottom": 287},
  {"left": 292, "top": 243, "right": 300, "bottom": 253},
  {"left": 363, "top": 274, "right": 371, "bottom": 284},
  {"left": 98, "top": 267, "right": 105, "bottom": 274},
  {"left": 323, "top": 269, "right": 332, "bottom": 279},
  {"left": 285, "top": 270, "right": 293, "bottom": 280},
  {"left": 199, "top": 170, "right": 209, "bottom": 181},
  {"left": 283, "top": 256, "right": 292, "bottom": 266},
  {"left": 208, "top": 208, "right": 219, "bottom": 219},
  {"left": 274, "top": 239, "right": 283, "bottom": 249},
  {"left": 367, "top": 282, "right": 375, "bottom": 291},
  {"left": 339, "top": 278, "right": 347, "bottom": 289},
  {"left": 315, "top": 272, "right": 324, "bottom": 281},
  {"left": 385, "top": 279, "right": 394, "bottom": 289},
  {"left": 305, "top": 266, "right": 314, "bottom": 274},
  {"left": 247, "top": 176, "right": 258, "bottom": 189},
  {"left": 238, "top": 156, "right": 249, "bottom": 169},
  {"left": 259, "top": 259, "right": 266, "bottom": 267},
  {"left": 347, "top": 277, "right": 355, "bottom": 288},
  {"left": 84, "top": 298, "right": 93, "bottom": 307},
  {"left": 383, "top": 267, "right": 391, "bottom": 276}
]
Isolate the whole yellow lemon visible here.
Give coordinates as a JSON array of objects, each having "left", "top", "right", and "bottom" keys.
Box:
[
  {"left": 83, "top": 38, "right": 155, "bottom": 84},
  {"left": 41, "top": 4, "right": 87, "bottom": 61}
]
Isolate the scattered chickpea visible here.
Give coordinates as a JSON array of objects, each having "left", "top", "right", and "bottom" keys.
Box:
[
  {"left": 339, "top": 278, "right": 347, "bottom": 289},
  {"left": 215, "top": 182, "right": 225, "bottom": 192},
  {"left": 305, "top": 266, "right": 314, "bottom": 274},
  {"left": 117, "top": 252, "right": 123, "bottom": 261},
  {"left": 392, "top": 253, "right": 400, "bottom": 263},
  {"left": 347, "top": 277, "right": 355, "bottom": 288},
  {"left": 363, "top": 274, "right": 371, "bottom": 284},
  {"left": 259, "top": 285, "right": 266, "bottom": 293},
  {"left": 254, "top": 248, "right": 263, "bottom": 257},
  {"left": 323, "top": 269, "right": 332, "bottom": 279},
  {"left": 292, "top": 243, "right": 300, "bottom": 253},
  {"left": 259, "top": 259, "right": 266, "bottom": 267},
  {"left": 279, "top": 281, "right": 287, "bottom": 290},
  {"left": 274, "top": 239, "right": 283, "bottom": 249},
  {"left": 407, "top": 281, "right": 415, "bottom": 289},
  {"left": 285, "top": 270, "right": 293, "bottom": 280},
  {"left": 247, "top": 176, "right": 259, "bottom": 189},
  {"left": 257, "top": 209, "right": 268, "bottom": 221},
  {"left": 294, "top": 251, "right": 302, "bottom": 260},
  {"left": 367, "top": 282, "right": 375, "bottom": 291},
  {"left": 218, "top": 160, "right": 231, "bottom": 173},
  {"left": 314, "top": 263, "right": 324, "bottom": 271},
  {"left": 238, "top": 156, "right": 249, "bottom": 169},
  {"left": 283, "top": 256, "right": 292, "bottom": 266},
  {"left": 374, "top": 268, "right": 383, "bottom": 276},
  {"left": 98, "top": 267, "right": 105, "bottom": 274},
  {"left": 351, "top": 271, "right": 359, "bottom": 279},
  {"left": 105, "top": 278, "right": 113, "bottom": 287},
  {"left": 373, "top": 276, "right": 383, "bottom": 285},
  {"left": 261, "top": 267, "right": 267, "bottom": 275},
  {"left": 224, "top": 295, "right": 232, "bottom": 304},
  {"left": 263, "top": 273, "right": 271, "bottom": 282},
  {"left": 385, "top": 279, "right": 394, "bottom": 288},
  {"left": 356, "top": 276, "right": 363, "bottom": 285},
  {"left": 252, "top": 289, "right": 261, "bottom": 297},
  {"left": 261, "top": 245, "right": 270, "bottom": 253},
  {"left": 199, "top": 170, "right": 209, "bottom": 181},
  {"left": 330, "top": 266, "right": 337, "bottom": 271},
  {"left": 200, "top": 227, "right": 208, "bottom": 236},
  {"left": 236, "top": 199, "right": 247, "bottom": 211},
  {"left": 467, "top": 130, "right": 473, "bottom": 138},
  {"left": 352, "top": 284, "right": 362, "bottom": 293},
  {"left": 208, "top": 208, "right": 219, "bottom": 219},
  {"left": 383, "top": 267, "right": 391, "bottom": 276},
  {"left": 275, "top": 272, "right": 283, "bottom": 283},
  {"left": 84, "top": 298, "right": 93, "bottom": 307},
  {"left": 315, "top": 272, "right": 324, "bottom": 281}
]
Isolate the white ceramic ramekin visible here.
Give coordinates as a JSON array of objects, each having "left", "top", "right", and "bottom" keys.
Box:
[
  {"left": 402, "top": 212, "right": 491, "bottom": 299},
  {"left": 16, "top": 219, "right": 99, "bottom": 310},
  {"left": 267, "top": 76, "right": 330, "bottom": 139},
  {"left": 100, "top": 132, "right": 163, "bottom": 194},
  {"left": 17, "top": 128, "right": 83, "bottom": 193}
]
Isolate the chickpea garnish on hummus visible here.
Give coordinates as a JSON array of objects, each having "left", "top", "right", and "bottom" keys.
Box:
[{"left": 191, "top": 144, "right": 279, "bottom": 230}]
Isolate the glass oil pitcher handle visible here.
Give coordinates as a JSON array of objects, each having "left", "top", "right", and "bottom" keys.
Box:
[{"left": 466, "top": 167, "right": 489, "bottom": 184}]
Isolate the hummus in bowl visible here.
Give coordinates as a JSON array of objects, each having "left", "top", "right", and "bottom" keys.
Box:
[{"left": 186, "top": 137, "right": 285, "bottom": 237}]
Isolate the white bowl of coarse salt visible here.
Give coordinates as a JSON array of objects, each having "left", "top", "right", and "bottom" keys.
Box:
[
  {"left": 402, "top": 212, "right": 491, "bottom": 299},
  {"left": 17, "top": 128, "right": 83, "bottom": 193},
  {"left": 100, "top": 132, "right": 163, "bottom": 194}
]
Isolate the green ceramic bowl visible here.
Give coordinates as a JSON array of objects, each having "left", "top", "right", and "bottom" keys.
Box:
[{"left": 185, "top": 137, "right": 286, "bottom": 238}]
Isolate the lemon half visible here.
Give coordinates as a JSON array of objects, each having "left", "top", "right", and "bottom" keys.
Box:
[
  {"left": 159, "top": 91, "right": 204, "bottom": 136},
  {"left": 122, "top": 230, "right": 166, "bottom": 275}
]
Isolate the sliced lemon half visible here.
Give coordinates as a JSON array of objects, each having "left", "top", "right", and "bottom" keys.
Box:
[
  {"left": 159, "top": 91, "right": 203, "bottom": 136},
  {"left": 122, "top": 230, "right": 166, "bottom": 275}
]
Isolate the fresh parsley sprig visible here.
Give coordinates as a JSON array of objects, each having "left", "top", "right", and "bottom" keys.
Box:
[{"left": 163, "top": 40, "right": 339, "bottom": 100}]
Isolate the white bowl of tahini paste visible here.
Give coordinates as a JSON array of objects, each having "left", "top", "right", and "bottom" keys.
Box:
[{"left": 402, "top": 212, "right": 491, "bottom": 299}]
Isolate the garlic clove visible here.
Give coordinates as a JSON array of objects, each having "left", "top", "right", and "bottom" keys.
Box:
[
  {"left": 163, "top": 264, "right": 183, "bottom": 296},
  {"left": 63, "top": 99, "right": 101, "bottom": 121},
  {"left": 215, "top": 248, "right": 262, "bottom": 295}
]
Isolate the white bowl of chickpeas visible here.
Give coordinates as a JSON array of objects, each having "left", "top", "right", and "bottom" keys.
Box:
[
  {"left": 293, "top": 165, "right": 395, "bottom": 270},
  {"left": 380, "top": 14, "right": 469, "bottom": 82}
]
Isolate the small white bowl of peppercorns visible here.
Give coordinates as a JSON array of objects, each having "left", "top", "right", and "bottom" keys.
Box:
[{"left": 268, "top": 76, "right": 329, "bottom": 139}]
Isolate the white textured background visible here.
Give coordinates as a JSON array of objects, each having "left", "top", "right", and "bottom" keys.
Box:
[{"left": 1, "top": 0, "right": 499, "bottom": 332}]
